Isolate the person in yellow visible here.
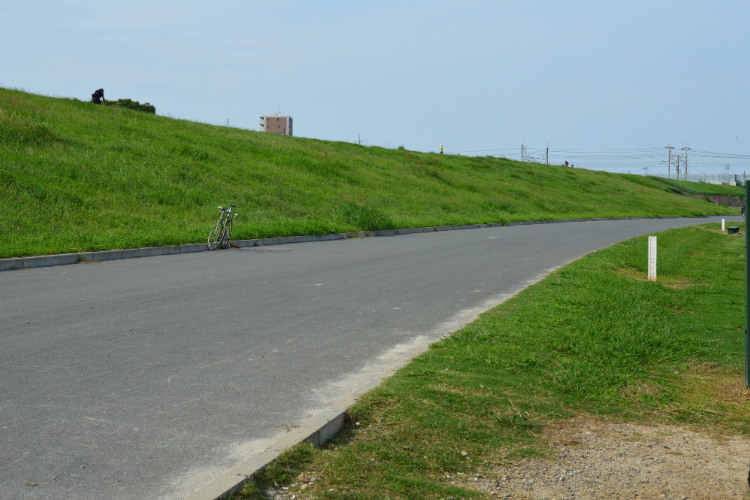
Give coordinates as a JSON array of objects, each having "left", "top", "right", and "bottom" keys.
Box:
[{"left": 440, "top": 144, "right": 443, "bottom": 154}]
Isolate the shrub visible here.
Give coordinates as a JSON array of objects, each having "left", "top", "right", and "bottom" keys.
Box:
[{"left": 105, "top": 98, "right": 156, "bottom": 114}]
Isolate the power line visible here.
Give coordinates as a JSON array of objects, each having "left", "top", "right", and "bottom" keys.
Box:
[{"left": 448, "top": 144, "right": 749, "bottom": 176}]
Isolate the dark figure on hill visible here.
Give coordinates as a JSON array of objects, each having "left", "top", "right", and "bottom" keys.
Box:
[
  {"left": 91, "top": 89, "right": 105, "bottom": 104},
  {"left": 742, "top": 204, "right": 745, "bottom": 215}
]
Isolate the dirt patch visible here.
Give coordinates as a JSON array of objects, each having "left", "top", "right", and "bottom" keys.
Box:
[
  {"left": 461, "top": 417, "right": 750, "bottom": 499},
  {"left": 611, "top": 265, "right": 706, "bottom": 290}
]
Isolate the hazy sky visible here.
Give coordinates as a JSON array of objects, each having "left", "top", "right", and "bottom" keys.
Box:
[{"left": 2, "top": 0, "right": 748, "bottom": 176}]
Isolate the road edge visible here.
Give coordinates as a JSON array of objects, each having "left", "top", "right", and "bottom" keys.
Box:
[{"left": 0, "top": 216, "right": 708, "bottom": 272}]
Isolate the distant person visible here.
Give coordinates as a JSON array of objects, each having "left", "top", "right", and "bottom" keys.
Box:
[
  {"left": 716, "top": 197, "right": 720, "bottom": 206},
  {"left": 440, "top": 144, "right": 443, "bottom": 154},
  {"left": 742, "top": 204, "right": 745, "bottom": 215},
  {"left": 565, "top": 161, "right": 569, "bottom": 167},
  {"left": 91, "top": 89, "right": 105, "bottom": 104}
]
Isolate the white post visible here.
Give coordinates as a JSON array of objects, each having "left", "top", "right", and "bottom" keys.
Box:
[
  {"left": 648, "top": 236, "right": 657, "bottom": 282},
  {"left": 722, "top": 219, "right": 726, "bottom": 231}
]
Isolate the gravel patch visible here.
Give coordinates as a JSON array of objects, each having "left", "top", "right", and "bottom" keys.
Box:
[
  {"left": 261, "top": 417, "right": 750, "bottom": 499},
  {"left": 460, "top": 417, "right": 750, "bottom": 499}
]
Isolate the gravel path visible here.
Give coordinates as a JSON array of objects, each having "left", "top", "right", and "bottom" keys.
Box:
[{"left": 460, "top": 417, "right": 750, "bottom": 499}]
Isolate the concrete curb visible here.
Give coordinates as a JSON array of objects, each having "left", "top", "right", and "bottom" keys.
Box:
[
  {"left": 0, "top": 215, "right": 729, "bottom": 272},
  {"left": 0, "top": 243, "right": 207, "bottom": 272},
  {"left": 185, "top": 361, "right": 394, "bottom": 500},
  {"left": 1, "top": 224, "right": 490, "bottom": 271},
  {"left": 185, "top": 409, "right": 348, "bottom": 500}
]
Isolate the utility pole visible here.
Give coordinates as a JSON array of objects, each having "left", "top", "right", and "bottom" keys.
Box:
[
  {"left": 681, "top": 146, "right": 690, "bottom": 180},
  {"left": 521, "top": 143, "right": 525, "bottom": 162},
  {"left": 746, "top": 180, "right": 750, "bottom": 389},
  {"left": 665, "top": 145, "right": 674, "bottom": 178},
  {"left": 676, "top": 155, "right": 680, "bottom": 177},
  {"left": 546, "top": 145, "right": 549, "bottom": 165}
]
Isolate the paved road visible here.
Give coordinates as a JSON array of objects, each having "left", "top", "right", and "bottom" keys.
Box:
[{"left": 0, "top": 216, "right": 741, "bottom": 499}]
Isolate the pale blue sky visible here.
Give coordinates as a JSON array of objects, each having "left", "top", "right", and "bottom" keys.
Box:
[{"left": 2, "top": 0, "right": 748, "bottom": 176}]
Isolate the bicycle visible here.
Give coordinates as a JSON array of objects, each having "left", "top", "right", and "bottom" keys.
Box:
[{"left": 207, "top": 204, "right": 237, "bottom": 250}]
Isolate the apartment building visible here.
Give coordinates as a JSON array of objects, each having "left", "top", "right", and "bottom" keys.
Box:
[{"left": 259, "top": 115, "right": 293, "bottom": 136}]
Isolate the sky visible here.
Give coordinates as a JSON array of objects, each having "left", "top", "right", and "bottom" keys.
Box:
[{"left": 2, "top": 0, "right": 748, "bottom": 177}]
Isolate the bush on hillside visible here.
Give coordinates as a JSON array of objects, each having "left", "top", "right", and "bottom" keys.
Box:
[{"left": 105, "top": 98, "right": 156, "bottom": 114}]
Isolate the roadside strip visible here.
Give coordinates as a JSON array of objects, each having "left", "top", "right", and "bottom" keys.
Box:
[{"left": 0, "top": 216, "right": 665, "bottom": 272}]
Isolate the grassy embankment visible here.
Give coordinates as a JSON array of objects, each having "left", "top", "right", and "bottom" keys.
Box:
[
  {"left": 231, "top": 223, "right": 748, "bottom": 499},
  {"left": 667, "top": 178, "right": 746, "bottom": 197},
  {"left": 0, "top": 87, "right": 740, "bottom": 259}
]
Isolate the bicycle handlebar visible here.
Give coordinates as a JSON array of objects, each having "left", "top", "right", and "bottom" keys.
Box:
[{"left": 217, "top": 205, "right": 238, "bottom": 217}]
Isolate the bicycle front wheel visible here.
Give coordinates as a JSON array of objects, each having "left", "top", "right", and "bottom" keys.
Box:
[
  {"left": 220, "top": 218, "right": 233, "bottom": 249},
  {"left": 208, "top": 220, "right": 224, "bottom": 250}
]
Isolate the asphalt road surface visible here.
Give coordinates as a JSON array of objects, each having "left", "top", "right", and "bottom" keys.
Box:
[{"left": 0, "top": 216, "right": 741, "bottom": 499}]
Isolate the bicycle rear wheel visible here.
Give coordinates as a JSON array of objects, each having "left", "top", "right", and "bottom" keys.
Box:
[
  {"left": 208, "top": 220, "right": 224, "bottom": 250},
  {"left": 220, "top": 219, "right": 233, "bottom": 249}
]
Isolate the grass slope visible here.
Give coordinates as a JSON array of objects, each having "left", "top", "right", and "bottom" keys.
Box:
[{"left": 0, "top": 87, "right": 739, "bottom": 258}]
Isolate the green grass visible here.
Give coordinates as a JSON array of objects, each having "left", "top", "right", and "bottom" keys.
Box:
[
  {"left": 229, "top": 223, "right": 749, "bottom": 499},
  {"left": 0, "top": 87, "right": 737, "bottom": 258},
  {"left": 664, "top": 178, "right": 746, "bottom": 196}
]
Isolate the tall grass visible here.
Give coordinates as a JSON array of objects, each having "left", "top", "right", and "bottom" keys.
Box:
[{"left": 0, "top": 88, "right": 739, "bottom": 258}]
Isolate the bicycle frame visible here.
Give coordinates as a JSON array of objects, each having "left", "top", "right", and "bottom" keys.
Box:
[{"left": 207, "top": 204, "right": 237, "bottom": 250}]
